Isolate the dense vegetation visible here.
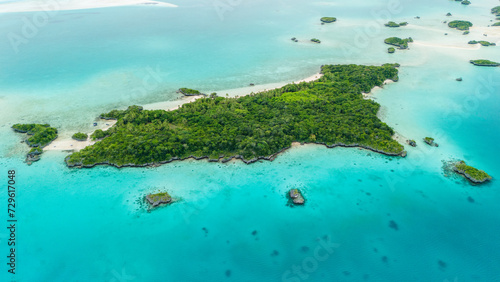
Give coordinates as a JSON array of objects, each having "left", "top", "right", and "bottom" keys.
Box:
[
  {"left": 492, "top": 22, "right": 500, "bottom": 27},
  {"left": 72, "top": 132, "right": 88, "bottom": 141},
  {"left": 320, "top": 17, "right": 336, "bottom": 23},
  {"left": 448, "top": 20, "right": 473, "bottom": 30},
  {"left": 311, "top": 38, "right": 321, "bottom": 43},
  {"left": 384, "top": 37, "right": 413, "bottom": 49},
  {"left": 388, "top": 47, "right": 395, "bottom": 53},
  {"left": 453, "top": 161, "right": 492, "bottom": 183},
  {"left": 470, "top": 60, "right": 500, "bottom": 66},
  {"left": 384, "top": 21, "right": 408, "bottom": 27},
  {"left": 12, "top": 123, "right": 58, "bottom": 164},
  {"left": 461, "top": 0, "right": 470, "bottom": 5},
  {"left": 66, "top": 64, "right": 405, "bottom": 168},
  {"left": 12, "top": 124, "right": 58, "bottom": 147}
]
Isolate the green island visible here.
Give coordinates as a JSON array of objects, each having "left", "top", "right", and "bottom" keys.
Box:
[
  {"left": 453, "top": 161, "right": 492, "bottom": 184},
  {"left": 448, "top": 20, "right": 473, "bottom": 30},
  {"left": 178, "top": 88, "right": 205, "bottom": 96},
  {"left": 388, "top": 47, "right": 395, "bottom": 53},
  {"left": 72, "top": 132, "right": 88, "bottom": 141},
  {"left": 384, "top": 37, "right": 413, "bottom": 49},
  {"left": 145, "top": 191, "right": 173, "bottom": 208},
  {"left": 491, "top": 6, "right": 500, "bottom": 15},
  {"left": 310, "top": 38, "right": 321, "bottom": 43},
  {"left": 12, "top": 123, "right": 58, "bottom": 164},
  {"left": 463, "top": 31, "right": 470, "bottom": 35},
  {"left": 65, "top": 64, "right": 406, "bottom": 168},
  {"left": 461, "top": 0, "right": 470, "bottom": 5},
  {"left": 320, "top": 17, "right": 336, "bottom": 23},
  {"left": 384, "top": 21, "right": 408, "bottom": 28},
  {"left": 470, "top": 60, "right": 500, "bottom": 67},
  {"left": 468, "top": 40, "right": 496, "bottom": 46},
  {"left": 492, "top": 22, "right": 500, "bottom": 26}
]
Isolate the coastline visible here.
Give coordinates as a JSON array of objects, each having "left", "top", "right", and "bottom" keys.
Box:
[
  {"left": 0, "top": 0, "right": 177, "bottom": 13},
  {"left": 65, "top": 141, "right": 406, "bottom": 169}
]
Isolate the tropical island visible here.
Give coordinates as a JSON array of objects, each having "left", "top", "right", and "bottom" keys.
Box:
[
  {"left": 470, "top": 60, "right": 500, "bottom": 67},
  {"left": 310, "top": 38, "right": 321, "bottom": 43},
  {"left": 12, "top": 123, "right": 58, "bottom": 164},
  {"left": 320, "top": 17, "right": 336, "bottom": 23},
  {"left": 384, "top": 37, "right": 413, "bottom": 49},
  {"left": 384, "top": 21, "right": 408, "bottom": 28},
  {"left": 448, "top": 20, "right": 473, "bottom": 30},
  {"left": 453, "top": 161, "right": 492, "bottom": 184},
  {"left": 72, "top": 132, "right": 88, "bottom": 141},
  {"left": 388, "top": 47, "right": 395, "bottom": 53},
  {"left": 65, "top": 64, "right": 406, "bottom": 168},
  {"left": 468, "top": 40, "right": 496, "bottom": 46},
  {"left": 461, "top": 0, "right": 470, "bottom": 5}
]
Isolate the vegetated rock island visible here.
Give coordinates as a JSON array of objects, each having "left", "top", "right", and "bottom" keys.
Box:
[
  {"left": 452, "top": 161, "right": 492, "bottom": 184},
  {"left": 12, "top": 124, "right": 58, "bottom": 164},
  {"left": 65, "top": 64, "right": 407, "bottom": 169}
]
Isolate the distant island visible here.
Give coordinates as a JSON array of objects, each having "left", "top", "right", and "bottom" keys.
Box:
[
  {"left": 384, "top": 21, "right": 408, "bottom": 28},
  {"left": 492, "top": 6, "right": 500, "bottom": 16},
  {"left": 470, "top": 60, "right": 500, "bottom": 67},
  {"left": 468, "top": 40, "right": 496, "bottom": 46},
  {"left": 453, "top": 161, "right": 492, "bottom": 184},
  {"left": 448, "top": 20, "right": 473, "bottom": 30},
  {"left": 65, "top": 64, "right": 406, "bottom": 168},
  {"left": 384, "top": 37, "right": 413, "bottom": 49},
  {"left": 320, "top": 17, "right": 336, "bottom": 23},
  {"left": 178, "top": 88, "right": 206, "bottom": 96},
  {"left": 310, "top": 38, "right": 321, "bottom": 43},
  {"left": 461, "top": 0, "right": 470, "bottom": 5},
  {"left": 12, "top": 124, "right": 58, "bottom": 164},
  {"left": 388, "top": 47, "right": 395, "bottom": 53}
]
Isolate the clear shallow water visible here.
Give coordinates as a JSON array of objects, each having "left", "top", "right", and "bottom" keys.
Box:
[{"left": 0, "top": 0, "right": 500, "bottom": 281}]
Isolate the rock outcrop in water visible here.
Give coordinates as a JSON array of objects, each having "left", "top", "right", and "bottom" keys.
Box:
[
  {"left": 288, "top": 189, "right": 305, "bottom": 205},
  {"left": 145, "top": 192, "right": 173, "bottom": 208}
]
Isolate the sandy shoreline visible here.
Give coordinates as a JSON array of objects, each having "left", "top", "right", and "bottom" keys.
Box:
[
  {"left": 143, "top": 73, "right": 323, "bottom": 111},
  {"left": 45, "top": 120, "right": 116, "bottom": 151},
  {"left": 0, "top": 0, "right": 177, "bottom": 13},
  {"left": 412, "top": 41, "right": 481, "bottom": 50}
]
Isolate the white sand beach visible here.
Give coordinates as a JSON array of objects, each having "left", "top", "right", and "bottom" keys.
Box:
[
  {"left": 45, "top": 120, "right": 116, "bottom": 151},
  {"left": 0, "top": 0, "right": 177, "bottom": 13},
  {"left": 143, "top": 73, "right": 324, "bottom": 111}
]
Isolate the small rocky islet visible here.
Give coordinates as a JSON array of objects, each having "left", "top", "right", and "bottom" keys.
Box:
[
  {"left": 145, "top": 191, "right": 174, "bottom": 210},
  {"left": 287, "top": 188, "right": 305, "bottom": 206},
  {"left": 423, "top": 137, "right": 439, "bottom": 147}
]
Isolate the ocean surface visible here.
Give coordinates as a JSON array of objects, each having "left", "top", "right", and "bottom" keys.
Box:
[{"left": 0, "top": 0, "right": 499, "bottom": 281}]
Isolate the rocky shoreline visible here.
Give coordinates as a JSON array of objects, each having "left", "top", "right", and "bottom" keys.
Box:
[
  {"left": 287, "top": 189, "right": 305, "bottom": 205},
  {"left": 65, "top": 142, "right": 406, "bottom": 169}
]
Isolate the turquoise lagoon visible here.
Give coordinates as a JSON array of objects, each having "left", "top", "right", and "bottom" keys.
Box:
[{"left": 0, "top": 0, "right": 499, "bottom": 281}]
